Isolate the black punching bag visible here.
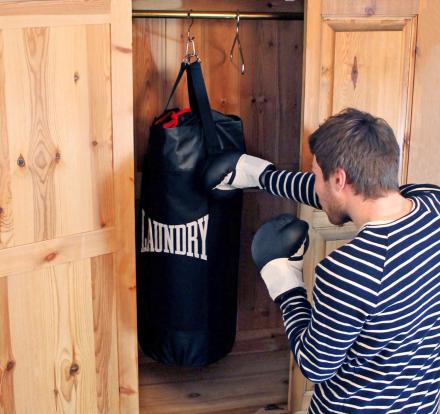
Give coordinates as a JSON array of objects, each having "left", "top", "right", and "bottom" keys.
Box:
[{"left": 136, "top": 61, "right": 245, "bottom": 366}]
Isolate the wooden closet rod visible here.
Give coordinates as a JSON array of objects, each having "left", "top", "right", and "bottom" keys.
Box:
[{"left": 132, "top": 10, "right": 303, "bottom": 20}]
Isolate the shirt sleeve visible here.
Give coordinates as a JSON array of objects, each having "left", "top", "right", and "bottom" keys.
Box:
[
  {"left": 261, "top": 170, "right": 321, "bottom": 209},
  {"left": 275, "top": 242, "right": 381, "bottom": 383}
]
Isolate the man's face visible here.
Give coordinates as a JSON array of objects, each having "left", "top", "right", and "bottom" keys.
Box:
[{"left": 312, "top": 156, "right": 350, "bottom": 226}]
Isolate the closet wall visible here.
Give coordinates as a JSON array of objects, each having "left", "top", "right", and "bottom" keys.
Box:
[{"left": 132, "top": 1, "right": 304, "bottom": 412}]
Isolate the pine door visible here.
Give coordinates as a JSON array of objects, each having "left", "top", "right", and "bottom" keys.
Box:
[
  {"left": 291, "top": 0, "right": 421, "bottom": 412},
  {"left": 0, "top": 1, "right": 138, "bottom": 413}
]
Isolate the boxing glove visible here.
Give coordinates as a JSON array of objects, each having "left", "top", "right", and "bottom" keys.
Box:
[
  {"left": 202, "top": 151, "right": 274, "bottom": 199},
  {"left": 252, "top": 214, "right": 309, "bottom": 301}
]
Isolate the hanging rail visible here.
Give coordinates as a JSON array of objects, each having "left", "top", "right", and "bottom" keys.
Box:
[{"left": 132, "top": 10, "right": 303, "bottom": 20}]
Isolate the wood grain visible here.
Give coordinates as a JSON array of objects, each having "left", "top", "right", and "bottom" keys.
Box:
[
  {"left": 0, "top": 278, "right": 15, "bottom": 414},
  {"left": 7, "top": 261, "right": 98, "bottom": 413},
  {"left": 301, "top": 8, "right": 418, "bottom": 175},
  {"left": 398, "top": 17, "right": 417, "bottom": 184},
  {"left": 322, "top": 0, "right": 419, "bottom": 17},
  {"left": 1, "top": 1, "right": 138, "bottom": 413},
  {"left": 3, "top": 27, "right": 44, "bottom": 246},
  {"left": 133, "top": 0, "right": 304, "bottom": 14},
  {"left": 110, "top": 0, "right": 139, "bottom": 412},
  {"left": 91, "top": 254, "right": 120, "bottom": 413},
  {"left": 86, "top": 24, "right": 115, "bottom": 230},
  {"left": 300, "top": 0, "right": 323, "bottom": 171},
  {"left": 25, "top": 27, "right": 58, "bottom": 243},
  {"left": 326, "top": 18, "right": 409, "bottom": 31},
  {"left": 0, "top": 0, "right": 110, "bottom": 16},
  {"left": 0, "top": 32, "right": 13, "bottom": 250},
  {"left": 0, "top": 227, "right": 115, "bottom": 278},
  {"left": 407, "top": 0, "right": 440, "bottom": 185},
  {"left": 139, "top": 349, "right": 289, "bottom": 386},
  {"left": 139, "top": 350, "right": 290, "bottom": 414},
  {"left": 231, "top": 327, "right": 288, "bottom": 355},
  {"left": 48, "top": 26, "right": 96, "bottom": 238},
  {"left": 0, "top": 14, "right": 110, "bottom": 30},
  {"left": 62, "top": 260, "right": 98, "bottom": 413},
  {"left": 133, "top": 17, "right": 167, "bottom": 171},
  {"left": 332, "top": 30, "right": 404, "bottom": 145},
  {"left": 3, "top": 25, "right": 108, "bottom": 246}
]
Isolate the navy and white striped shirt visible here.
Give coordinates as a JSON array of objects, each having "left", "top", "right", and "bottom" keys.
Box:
[{"left": 262, "top": 170, "right": 440, "bottom": 413}]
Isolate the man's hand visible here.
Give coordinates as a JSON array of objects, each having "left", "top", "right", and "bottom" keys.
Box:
[
  {"left": 202, "top": 151, "right": 274, "bottom": 199},
  {"left": 251, "top": 214, "right": 309, "bottom": 301}
]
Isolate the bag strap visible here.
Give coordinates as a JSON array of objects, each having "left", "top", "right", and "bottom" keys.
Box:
[
  {"left": 163, "top": 61, "right": 220, "bottom": 153},
  {"left": 163, "top": 62, "right": 188, "bottom": 112},
  {"left": 187, "top": 61, "right": 221, "bottom": 153}
]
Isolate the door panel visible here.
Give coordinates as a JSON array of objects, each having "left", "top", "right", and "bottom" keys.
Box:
[
  {"left": 407, "top": 0, "right": 440, "bottom": 185},
  {"left": 0, "top": 1, "right": 137, "bottom": 413},
  {"left": 7, "top": 261, "right": 98, "bottom": 413},
  {"left": 2, "top": 25, "right": 113, "bottom": 246},
  {"left": 301, "top": 1, "right": 418, "bottom": 177}
]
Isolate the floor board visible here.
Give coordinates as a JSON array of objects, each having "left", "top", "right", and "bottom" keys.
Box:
[{"left": 138, "top": 349, "right": 290, "bottom": 414}]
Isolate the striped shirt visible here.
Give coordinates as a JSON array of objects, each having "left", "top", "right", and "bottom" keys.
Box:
[{"left": 262, "top": 170, "right": 440, "bottom": 414}]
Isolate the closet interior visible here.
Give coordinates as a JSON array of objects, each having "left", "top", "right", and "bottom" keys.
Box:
[{"left": 132, "top": 1, "right": 304, "bottom": 412}]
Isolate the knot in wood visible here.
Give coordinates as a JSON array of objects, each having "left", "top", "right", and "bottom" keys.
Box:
[
  {"left": 265, "top": 403, "right": 281, "bottom": 411},
  {"left": 45, "top": 251, "right": 58, "bottom": 262},
  {"left": 188, "top": 392, "right": 201, "bottom": 399},
  {"left": 365, "top": 6, "right": 375, "bottom": 16},
  {"left": 6, "top": 360, "right": 15, "bottom": 371},
  {"left": 69, "top": 363, "right": 80, "bottom": 376},
  {"left": 17, "top": 154, "right": 26, "bottom": 168}
]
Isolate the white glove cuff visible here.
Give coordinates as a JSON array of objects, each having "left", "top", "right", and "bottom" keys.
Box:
[
  {"left": 260, "top": 258, "right": 304, "bottom": 301},
  {"left": 232, "top": 154, "right": 273, "bottom": 189}
]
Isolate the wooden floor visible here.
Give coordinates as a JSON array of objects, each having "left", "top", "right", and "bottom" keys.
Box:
[{"left": 138, "top": 329, "right": 290, "bottom": 414}]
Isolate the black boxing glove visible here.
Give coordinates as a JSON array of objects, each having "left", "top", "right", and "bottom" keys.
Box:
[
  {"left": 251, "top": 214, "right": 309, "bottom": 301},
  {"left": 202, "top": 151, "right": 274, "bottom": 199}
]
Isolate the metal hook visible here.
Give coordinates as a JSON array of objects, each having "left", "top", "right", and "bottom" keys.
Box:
[
  {"left": 229, "top": 10, "right": 245, "bottom": 75},
  {"left": 187, "top": 11, "right": 194, "bottom": 41},
  {"left": 183, "top": 11, "right": 200, "bottom": 63}
]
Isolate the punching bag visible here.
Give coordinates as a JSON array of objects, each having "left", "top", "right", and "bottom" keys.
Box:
[{"left": 137, "top": 61, "right": 245, "bottom": 366}]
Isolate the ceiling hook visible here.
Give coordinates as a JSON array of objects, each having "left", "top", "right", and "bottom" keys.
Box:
[
  {"left": 183, "top": 10, "right": 200, "bottom": 63},
  {"left": 229, "top": 10, "right": 245, "bottom": 75},
  {"left": 187, "top": 11, "right": 194, "bottom": 41}
]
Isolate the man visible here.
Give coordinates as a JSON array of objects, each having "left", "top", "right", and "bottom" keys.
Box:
[{"left": 204, "top": 108, "right": 440, "bottom": 413}]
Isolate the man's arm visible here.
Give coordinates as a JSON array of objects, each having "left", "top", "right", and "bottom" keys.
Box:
[
  {"left": 202, "top": 152, "right": 321, "bottom": 209},
  {"left": 261, "top": 170, "right": 321, "bottom": 210},
  {"left": 252, "top": 215, "right": 382, "bottom": 383},
  {"left": 274, "top": 241, "right": 381, "bottom": 383}
]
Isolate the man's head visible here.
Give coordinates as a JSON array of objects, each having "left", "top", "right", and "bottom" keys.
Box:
[{"left": 309, "top": 108, "right": 400, "bottom": 225}]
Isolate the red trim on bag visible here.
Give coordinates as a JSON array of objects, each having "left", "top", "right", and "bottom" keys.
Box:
[{"left": 155, "top": 108, "right": 191, "bottom": 128}]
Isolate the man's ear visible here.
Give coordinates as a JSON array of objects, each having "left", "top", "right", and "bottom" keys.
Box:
[{"left": 331, "top": 168, "right": 347, "bottom": 192}]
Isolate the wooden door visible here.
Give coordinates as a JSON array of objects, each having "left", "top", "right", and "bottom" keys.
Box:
[
  {"left": 0, "top": 1, "right": 138, "bottom": 413},
  {"left": 407, "top": 0, "right": 440, "bottom": 186},
  {"left": 291, "top": 0, "right": 421, "bottom": 412}
]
